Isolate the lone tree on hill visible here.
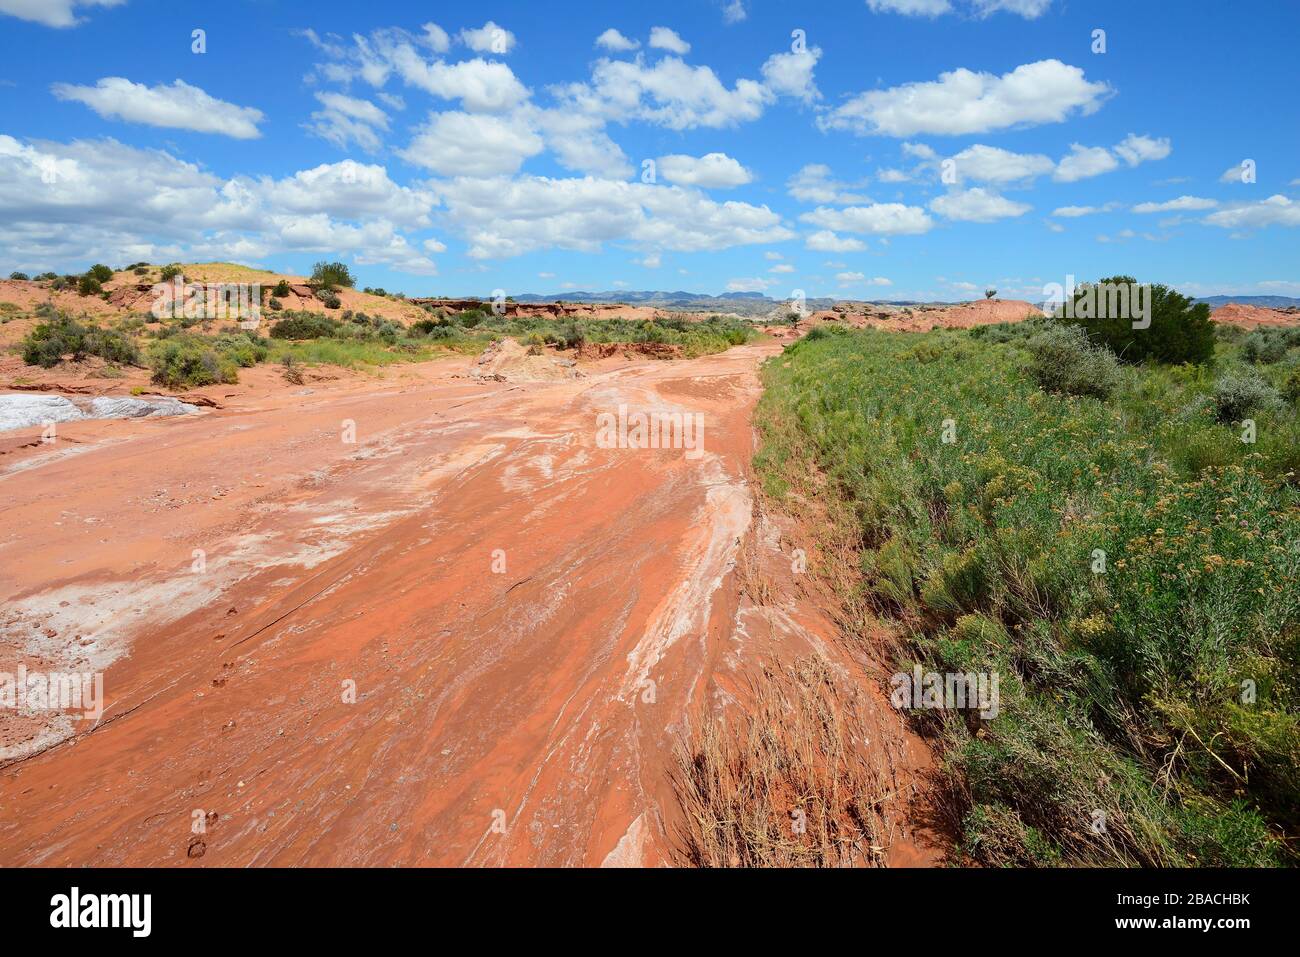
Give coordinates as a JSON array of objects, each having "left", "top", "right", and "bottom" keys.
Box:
[{"left": 310, "top": 261, "right": 355, "bottom": 291}]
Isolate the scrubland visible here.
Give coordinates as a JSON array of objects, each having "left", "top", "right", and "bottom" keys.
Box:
[{"left": 755, "top": 314, "right": 1299, "bottom": 866}]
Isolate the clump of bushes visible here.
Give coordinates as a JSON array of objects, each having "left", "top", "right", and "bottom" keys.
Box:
[
  {"left": 269, "top": 311, "right": 341, "bottom": 340},
  {"left": 543, "top": 320, "right": 585, "bottom": 350},
  {"left": 1026, "top": 323, "right": 1121, "bottom": 399},
  {"left": 1283, "top": 367, "right": 1300, "bottom": 405},
  {"left": 159, "top": 264, "right": 183, "bottom": 282},
  {"left": 1212, "top": 369, "right": 1280, "bottom": 422},
  {"left": 212, "top": 331, "right": 269, "bottom": 367},
  {"left": 319, "top": 291, "right": 341, "bottom": 310},
  {"left": 1063, "top": 277, "right": 1214, "bottom": 365},
  {"left": 87, "top": 264, "right": 114, "bottom": 284},
  {"left": 148, "top": 337, "right": 238, "bottom": 388},
  {"left": 22, "top": 314, "right": 86, "bottom": 366},
  {"left": 803, "top": 324, "right": 850, "bottom": 342},
  {"left": 78, "top": 274, "right": 103, "bottom": 296},
  {"left": 21, "top": 313, "right": 140, "bottom": 367},
  {"left": 1241, "top": 327, "right": 1300, "bottom": 365},
  {"left": 272, "top": 279, "right": 291, "bottom": 298},
  {"left": 9, "top": 271, "right": 29, "bottom": 281}
]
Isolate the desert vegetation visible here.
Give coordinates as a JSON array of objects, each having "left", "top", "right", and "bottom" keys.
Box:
[
  {"left": 11, "top": 297, "right": 757, "bottom": 390},
  {"left": 673, "top": 657, "right": 895, "bottom": 867},
  {"left": 756, "top": 296, "right": 1299, "bottom": 867}
]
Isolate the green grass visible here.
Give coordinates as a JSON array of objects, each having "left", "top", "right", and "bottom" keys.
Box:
[
  {"left": 414, "top": 310, "right": 757, "bottom": 357},
  {"left": 14, "top": 305, "right": 756, "bottom": 384},
  {"left": 755, "top": 324, "right": 1299, "bottom": 867},
  {"left": 266, "top": 337, "right": 450, "bottom": 368}
]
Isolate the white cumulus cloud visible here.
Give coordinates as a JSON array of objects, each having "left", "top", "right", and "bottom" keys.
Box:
[
  {"left": 801, "top": 203, "right": 934, "bottom": 235},
  {"left": 657, "top": 153, "right": 753, "bottom": 188},
  {"left": 400, "top": 111, "right": 544, "bottom": 176},
  {"left": 1133, "top": 195, "right": 1218, "bottom": 213},
  {"left": 649, "top": 26, "right": 691, "bottom": 55},
  {"left": 51, "top": 77, "right": 264, "bottom": 138},
  {"left": 930, "top": 187, "right": 1031, "bottom": 222},
  {"left": 787, "top": 164, "right": 871, "bottom": 204},
  {"left": 948, "top": 144, "right": 1055, "bottom": 183},
  {"left": 820, "top": 59, "right": 1110, "bottom": 137},
  {"left": 805, "top": 230, "right": 868, "bottom": 252},
  {"left": 458, "top": 21, "right": 516, "bottom": 55},
  {"left": 1053, "top": 144, "right": 1120, "bottom": 182},
  {"left": 595, "top": 28, "right": 639, "bottom": 52}
]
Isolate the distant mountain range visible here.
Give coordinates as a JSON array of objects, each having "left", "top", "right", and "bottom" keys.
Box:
[
  {"left": 1192, "top": 295, "right": 1300, "bottom": 309},
  {"left": 510, "top": 290, "right": 959, "bottom": 316},
  {"left": 512, "top": 289, "right": 832, "bottom": 315},
  {"left": 513, "top": 290, "right": 769, "bottom": 303},
  {"left": 508, "top": 290, "right": 1300, "bottom": 314}
]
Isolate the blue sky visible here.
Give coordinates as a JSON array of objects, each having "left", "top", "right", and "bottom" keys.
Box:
[{"left": 1, "top": 0, "right": 1297, "bottom": 301}]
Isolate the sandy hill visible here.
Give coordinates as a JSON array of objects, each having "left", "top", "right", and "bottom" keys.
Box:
[
  {"left": 0, "top": 263, "right": 430, "bottom": 328},
  {"left": 1211, "top": 302, "right": 1300, "bottom": 328}
]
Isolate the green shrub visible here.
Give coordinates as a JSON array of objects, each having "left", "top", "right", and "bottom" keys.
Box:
[
  {"left": 1282, "top": 367, "right": 1300, "bottom": 405},
  {"left": 803, "top": 324, "right": 849, "bottom": 342},
  {"left": 309, "top": 260, "right": 355, "bottom": 290},
  {"left": 320, "top": 291, "right": 341, "bottom": 310},
  {"left": 1241, "top": 327, "right": 1300, "bottom": 365},
  {"left": 450, "top": 309, "right": 488, "bottom": 328},
  {"left": 78, "top": 274, "right": 103, "bottom": 296},
  {"left": 272, "top": 279, "right": 291, "bottom": 297},
  {"left": 82, "top": 325, "right": 141, "bottom": 365},
  {"left": 1212, "top": 369, "right": 1280, "bottom": 422},
  {"left": 87, "top": 264, "right": 114, "bottom": 283},
  {"left": 148, "top": 338, "right": 237, "bottom": 388},
  {"left": 9, "top": 271, "right": 29, "bottom": 281},
  {"left": 22, "top": 314, "right": 85, "bottom": 367},
  {"left": 213, "top": 331, "right": 269, "bottom": 367},
  {"left": 21, "top": 313, "right": 140, "bottom": 367},
  {"left": 1063, "top": 277, "right": 1214, "bottom": 365},
  {"left": 1026, "top": 323, "right": 1121, "bottom": 399},
  {"left": 267, "top": 297, "right": 282, "bottom": 311},
  {"left": 159, "top": 264, "right": 183, "bottom": 282},
  {"left": 269, "top": 311, "right": 341, "bottom": 339}
]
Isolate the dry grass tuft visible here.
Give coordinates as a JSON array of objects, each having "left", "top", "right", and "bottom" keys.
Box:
[{"left": 672, "top": 656, "right": 897, "bottom": 867}]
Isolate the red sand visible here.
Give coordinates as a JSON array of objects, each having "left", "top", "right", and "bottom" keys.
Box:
[{"left": 0, "top": 344, "right": 936, "bottom": 867}]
